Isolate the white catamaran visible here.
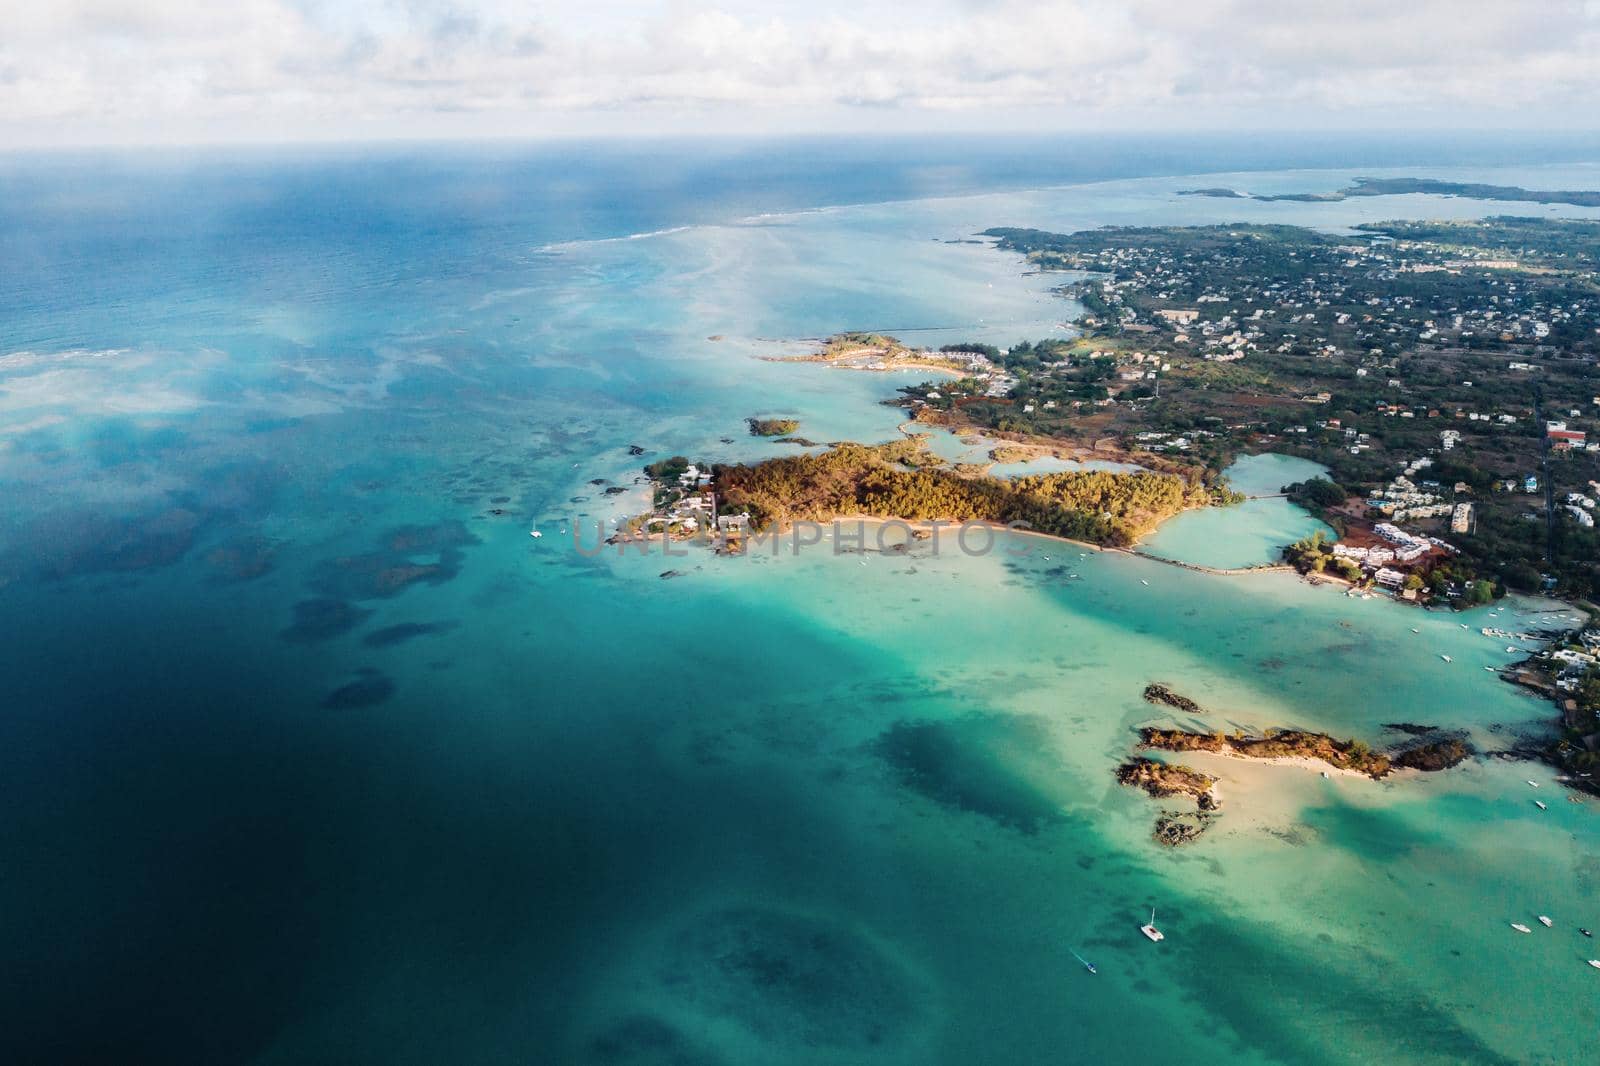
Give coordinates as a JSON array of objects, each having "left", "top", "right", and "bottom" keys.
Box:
[{"left": 1141, "top": 909, "right": 1164, "bottom": 943}]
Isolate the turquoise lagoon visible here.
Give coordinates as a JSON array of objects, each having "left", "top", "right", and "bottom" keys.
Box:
[
  {"left": 3, "top": 145, "right": 1600, "bottom": 1064},
  {"left": 1140, "top": 453, "right": 1337, "bottom": 570}
]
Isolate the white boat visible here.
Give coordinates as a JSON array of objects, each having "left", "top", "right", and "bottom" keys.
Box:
[
  {"left": 1535, "top": 800, "right": 1547, "bottom": 810},
  {"left": 1141, "top": 580, "right": 1150, "bottom": 586},
  {"left": 1411, "top": 628, "right": 1420, "bottom": 634},
  {"left": 1588, "top": 960, "right": 1600, "bottom": 970},
  {"left": 1440, "top": 655, "right": 1453, "bottom": 663},
  {"left": 1528, "top": 780, "right": 1540, "bottom": 788},
  {"left": 529, "top": 530, "right": 543, "bottom": 538},
  {"left": 1141, "top": 908, "right": 1165, "bottom": 942},
  {"left": 1511, "top": 923, "right": 1532, "bottom": 933},
  {"left": 1538, "top": 916, "right": 1553, "bottom": 927}
]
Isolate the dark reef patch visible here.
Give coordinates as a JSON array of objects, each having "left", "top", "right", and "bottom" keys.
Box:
[
  {"left": 11, "top": 505, "right": 202, "bottom": 580},
  {"left": 585, "top": 1015, "right": 722, "bottom": 1066},
  {"left": 309, "top": 520, "right": 479, "bottom": 600},
  {"left": 361, "top": 620, "right": 458, "bottom": 648},
  {"left": 204, "top": 534, "right": 280, "bottom": 581},
  {"left": 322, "top": 671, "right": 395, "bottom": 709},
  {"left": 280, "top": 598, "right": 374, "bottom": 643},
  {"left": 656, "top": 907, "right": 921, "bottom": 1052},
  {"left": 871, "top": 714, "right": 1065, "bottom": 834}
]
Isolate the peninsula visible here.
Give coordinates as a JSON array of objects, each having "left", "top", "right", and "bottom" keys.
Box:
[
  {"left": 965, "top": 217, "right": 1600, "bottom": 603},
  {"left": 712, "top": 438, "right": 1223, "bottom": 547}
]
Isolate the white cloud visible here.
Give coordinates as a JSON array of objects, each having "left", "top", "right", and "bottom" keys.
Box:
[{"left": 1, "top": 0, "right": 1597, "bottom": 144}]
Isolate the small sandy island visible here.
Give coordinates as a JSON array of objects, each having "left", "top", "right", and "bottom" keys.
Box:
[
  {"left": 762, "top": 332, "right": 972, "bottom": 376},
  {"left": 1118, "top": 683, "right": 1474, "bottom": 845}
]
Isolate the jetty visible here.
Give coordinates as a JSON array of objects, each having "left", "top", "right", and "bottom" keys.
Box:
[{"left": 1125, "top": 549, "right": 1294, "bottom": 577}]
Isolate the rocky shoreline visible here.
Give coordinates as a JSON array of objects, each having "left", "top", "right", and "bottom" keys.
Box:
[
  {"left": 1116, "top": 756, "right": 1221, "bottom": 847},
  {"left": 1116, "top": 757, "right": 1220, "bottom": 809},
  {"left": 1119, "top": 684, "right": 1478, "bottom": 845},
  {"left": 1142, "top": 682, "right": 1201, "bottom": 714}
]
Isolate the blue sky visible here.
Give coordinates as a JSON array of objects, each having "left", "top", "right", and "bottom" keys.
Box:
[{"left": 4, "top": 1, "right": 1599, "bottom": 146}]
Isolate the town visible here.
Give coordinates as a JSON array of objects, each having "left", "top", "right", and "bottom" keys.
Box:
[{"left": 885, "top": 217, "right": 1600, "bottom": 603}]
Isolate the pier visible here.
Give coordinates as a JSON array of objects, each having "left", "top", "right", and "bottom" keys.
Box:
[{"left": 1124, "top": 549, "right": 1295, "bottom": 577}]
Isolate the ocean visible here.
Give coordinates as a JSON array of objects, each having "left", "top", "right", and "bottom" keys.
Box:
[{"left": 3, "top": 135, "right": 1599, "bottom": 1064}]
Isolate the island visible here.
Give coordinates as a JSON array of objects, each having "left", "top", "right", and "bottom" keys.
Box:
[
  {"left": 1180, "top": 177, "right": 1600, "bottom": 209},
  {"left": 765, "top": 331, "right": 979, "bottom": 376},
  {"left": 747, "top": 416, "right": 802, "bottom": 437},
  {"left": 1116, "top": 758, "right": 1219, "bottom": 846},
  {"left": 1117, "top": 685, "right": 1478, "bottom": 844},
  {"left": 712, "top": 438, "right": 1225, "bottom": 548}
]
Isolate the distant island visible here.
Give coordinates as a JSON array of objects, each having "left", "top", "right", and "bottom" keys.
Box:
[
  {"left": 763, "top": 331, "right": 979, "bottom": 376},
  {"left": 1179, "top": 176, "right": 1600, "bottom": 208}
]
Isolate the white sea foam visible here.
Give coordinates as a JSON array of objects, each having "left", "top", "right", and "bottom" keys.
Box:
[{"left": 533, "top": 224, "right": 697, "bottom": 254}]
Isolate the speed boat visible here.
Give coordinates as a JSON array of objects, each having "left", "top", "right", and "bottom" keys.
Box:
[
  {"left": 1538, "top": 916, "right": 1554, "bottom": 927},
  {"left": 1589, "top": 960, "right": 1600, "bottom": 970},
  {"left": 1440, "top": 655, "right": 1453, "bottom": 663},
  {"left": 1511, "top": 923, "right": 1533, "bottom": 933},
  {"left": 1535, "top": 801, "right": 1548, "bottom": 810}
]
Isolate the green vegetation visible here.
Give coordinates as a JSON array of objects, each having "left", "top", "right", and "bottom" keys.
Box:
[
  {"left": 826, "top": 331, "right": 900, "bottom": 351},
  {"left": 748, "top": 417, "right": 801, "bottom": 437},
  {"left": 1544, "top": 662, "right": 1600, "bottom": 787},
  {"left": 1116, "top": 758, "right": 1218, "bottom": 807},
  {"left": 970, "top": 217, "right": 1600, "bottom": 598},
  {"left": 1285, "top": 477, "right": 1347, "bottom": 509},
  {"left": 714, "top": 440, "right": 1215, "bottom": 547},
  {"left": 1282, "top": 530, "right": 1361, "bottom": 580},
  {"left": 643, "top": 455, "right": 691, "bottom": 481},
  {"left": 1139, "top": 726, "right": 1393, "bottom": 778}
]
